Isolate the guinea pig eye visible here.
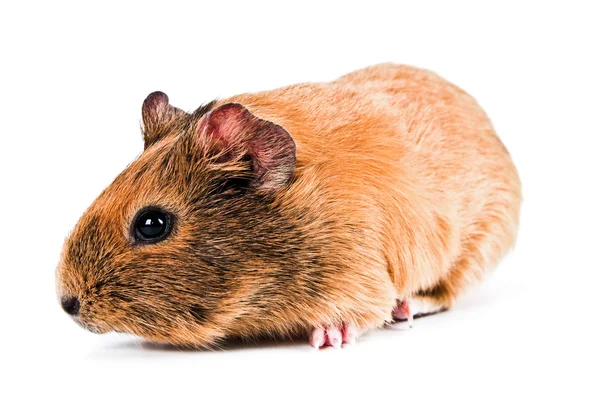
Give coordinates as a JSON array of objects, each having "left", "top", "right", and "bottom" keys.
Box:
[{"left": 132, "top": 208, "right": 173, "bottom": 244}]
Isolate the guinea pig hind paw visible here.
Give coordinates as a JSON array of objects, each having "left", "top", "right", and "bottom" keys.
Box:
[
  {"left": 392, "top": 298, "right": 414, "bottom": 327},
  {"left": 310, "top": 323, "right": 357, "bottom": 349}
]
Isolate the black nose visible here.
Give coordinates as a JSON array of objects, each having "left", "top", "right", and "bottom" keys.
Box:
[{"left": 61, "top": 296, "right": 80, "bottom": 316}]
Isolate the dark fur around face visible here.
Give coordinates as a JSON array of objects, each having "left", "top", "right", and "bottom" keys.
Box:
[{"left": 56, "top": 94, "right": 331, "bottom": 347}]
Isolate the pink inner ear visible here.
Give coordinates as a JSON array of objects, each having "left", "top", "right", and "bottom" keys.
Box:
[
  {"left": 200, "top": 103, "right": 296, "bottom": 190},
  {"left": 203, "top": 103, "right": 252, "bottom": 146}
]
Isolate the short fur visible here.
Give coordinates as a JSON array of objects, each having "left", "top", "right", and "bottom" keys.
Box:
[{"left": 56, "top": 64, "right": 521, "bottom": 347}]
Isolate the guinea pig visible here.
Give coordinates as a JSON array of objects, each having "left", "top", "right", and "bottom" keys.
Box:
[{"left": 56, "top": 63, "right": 521, "bottom": 349}]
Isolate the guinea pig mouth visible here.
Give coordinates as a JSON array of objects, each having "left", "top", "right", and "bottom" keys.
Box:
[
  {"left": 82, "top": 323, "right": 109, "bottom": 334},
  {"left": 74, "top": 318, "right": 110, "bottom": 334}
]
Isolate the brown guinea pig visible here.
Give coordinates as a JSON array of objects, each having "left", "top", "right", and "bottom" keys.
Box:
[{"left": 56, "top": 63, "right": 521, "bottom": 349}]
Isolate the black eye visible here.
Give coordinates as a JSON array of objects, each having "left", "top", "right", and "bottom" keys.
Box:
[{"left": 132, "top": 208, "right": 173, "bottom": 244}]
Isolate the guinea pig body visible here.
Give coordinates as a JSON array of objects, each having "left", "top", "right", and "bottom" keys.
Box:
[{"left": 56, "top": 64, "right": 521, "bottom": 348}]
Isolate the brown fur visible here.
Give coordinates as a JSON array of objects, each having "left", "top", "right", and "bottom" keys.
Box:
[{"left": 56, "top": 63, "right": 521, "bottom": 347}]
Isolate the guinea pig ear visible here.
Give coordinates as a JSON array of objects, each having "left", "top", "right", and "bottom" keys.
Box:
[
  {"left": 141, "top": 91, "right": 187, "bottom": 149},
  {"left": 200, "top": 103, "right": 296, "bottom": 191}
]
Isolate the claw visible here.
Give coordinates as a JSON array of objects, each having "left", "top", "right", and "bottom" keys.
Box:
[
  {"left": 342, "top": 324, "right": 357, "bottom": 344},
  {"left": 310, "top": 328, "right": 326, "bottom": 349},
  {"left": 326, "top": 328, "right": 342, "bottom": 348}
]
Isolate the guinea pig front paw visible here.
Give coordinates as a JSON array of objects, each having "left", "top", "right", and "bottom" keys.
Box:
[{"left": 309, "top": 323, "right": 358, "bottom": 349}]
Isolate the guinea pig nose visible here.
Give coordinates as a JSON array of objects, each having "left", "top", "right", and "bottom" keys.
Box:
[{"left": 61, "top": 296, "right": 80, "bottom": 316}]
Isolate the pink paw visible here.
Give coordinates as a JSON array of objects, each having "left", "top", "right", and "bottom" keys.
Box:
[
  {"left": 309, "top": 323, "right": 358, "bottom": 349},
  {"left": 392, "top": 298, "right": 414, "bottom": 327}
]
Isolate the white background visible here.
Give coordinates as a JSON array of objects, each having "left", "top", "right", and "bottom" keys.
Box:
[{"left": 1, "top": 1, "right": 598, "bottom": 399}]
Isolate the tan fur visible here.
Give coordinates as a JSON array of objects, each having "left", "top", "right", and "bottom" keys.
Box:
[
  {"left": 56, "top": 63, "right": 521, "bottom": 347},
  {"left": 224, "top": 63, "right": 521, "bottom": 310}
]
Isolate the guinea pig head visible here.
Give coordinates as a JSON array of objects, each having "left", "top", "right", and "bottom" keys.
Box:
[{"left": 56, "top": 92, "right": 298, "bottom": 346}]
